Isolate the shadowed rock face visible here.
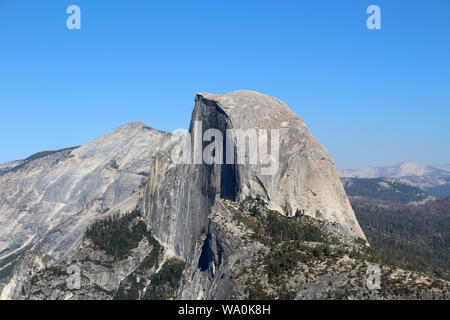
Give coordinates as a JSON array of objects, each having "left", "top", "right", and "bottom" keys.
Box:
[
  {"left": 144, "top": 91, "right": 366, "bottom": 261},
  {"left": 201, "top": 91, "right": 365, "bottom": 240}
]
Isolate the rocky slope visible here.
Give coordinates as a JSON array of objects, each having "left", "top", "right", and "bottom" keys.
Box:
[
  {"left": 7, "top": 197, "right": 449, "bottom": 300},
  {"left": 338, "top": 162, "right": 449, "bottom": 179},
  {"left": 0, "top": 122, "right": 170, "bottom": 297},
  {"left": 1, "top": 91, "right": 447, "bottom": 300}
]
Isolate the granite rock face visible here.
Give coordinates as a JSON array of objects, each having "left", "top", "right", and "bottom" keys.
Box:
[
  {"left": 0, "top": 122, "right": 170, "bottom": 298},
  {"left": 144, "top": 91, "right": 365, "bottom": 263},
  {"left": 202, "top": 91, "right": 365, "bottom": 239}
]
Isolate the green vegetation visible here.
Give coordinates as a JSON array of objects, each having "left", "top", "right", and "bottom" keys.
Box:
[
  {"left": 342, "top": 178, "right": 429, "bottom": 203},
  {"left": 355, "top": 205, "right": 450, "bottom": 280},
  {"left": 263, "top": 211, "right": 326, "bottom": 243},
  {"left": 263, "top": 242, "right": 333, "bottom": 284},
  {"left": 113, "top": 276, "right": 141, "bottom": 300},
  {"left": 245, "top": 280, "right": 273, "bottom": 300},
  {"left": 109, "top": 159, "right": 120, "bottom": 169},
  {"left": 426, "top": 183, "right": 450, "bottom": 198},
  {"left": 113, "top": 232, "right": 164, "bottom": 300},
  {"left": 277, "top": 286, "right": 297, "bottom": 300},
  {"left": 234, "top": 197, "right": 448, "bottom": 299},
  {"left": 139, "top": 235, "right": 164, "bottom": 270},
  {"left": 343, "top": 179, "right": 449, "bottom": 280},
  {"left": 232, "top": 198, "right": 344, "bottom": 298},
  {"left": 85, "top": 208, "right": 151, "bottom": 260},
  {"left": 29, "top": 266, "right": 69, "bottom": 289},
  {"left": 143, "top": 258, "right": 186, "bottom": 300},
  {"left": 264, "top": 245, "right": 307, "bottom": 283},
  {"left": 229, "top": 198, "right": 328, "bottom": 245}
]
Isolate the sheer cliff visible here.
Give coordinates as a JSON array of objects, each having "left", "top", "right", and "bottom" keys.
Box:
[{"left": 144, "top": 90, "right": 366, "bottom": 263}]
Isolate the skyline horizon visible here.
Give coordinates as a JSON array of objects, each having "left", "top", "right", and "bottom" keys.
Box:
[{"left": 1, "top": 114, "right": 449, "bottom": 170}]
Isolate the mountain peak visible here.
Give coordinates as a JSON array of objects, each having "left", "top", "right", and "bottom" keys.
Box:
[
  {"left": 196, "top": 90, "right": 305, "bottom": 129},
  {"left": 338, "top": 162, "right": 450, "bottom": 179},
  {"left": 146, "top": 91, "right": 366, "bottom": 260},
  {"left": 117, "top": 121, "right": 148, "bottom": 130}
]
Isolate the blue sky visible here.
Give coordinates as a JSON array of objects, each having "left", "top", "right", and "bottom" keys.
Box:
[{"left": 0, "top": 0, "right": 449, "bottom": 168}]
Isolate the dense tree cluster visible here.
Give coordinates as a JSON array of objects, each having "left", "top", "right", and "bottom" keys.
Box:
[
  {"left": 230, "top": 198, "right": 334, "bottom": 287},
  {"left": 342, "top": 178, "right": 429, "bottom": 203},
  {"left": 235, "top": 198, "right": 327, "bottom": 245},
  {"left": 426, "top": 183, "right": 450, "bottom": 198},
  {"left": 85, "top": 208, "right": 149, "bottom": 260},
  {"left": 354, "top": 201, "right": 450, "bottom": 280},
  {"left": 143, "top": 259, "right": 186, "bottom": 300}
]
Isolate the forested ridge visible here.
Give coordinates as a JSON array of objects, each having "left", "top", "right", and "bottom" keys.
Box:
[{"left": 353, "top": 197, "right": 450, "bottom": 280}]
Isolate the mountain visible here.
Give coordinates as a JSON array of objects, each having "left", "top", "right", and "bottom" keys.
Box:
[
  {"left": 338, "top": 162, "right": 449, "bottom": 179},
  {"left": 338, "top": 162, "right": 450, "bottom": 197},
  {"left": 144, "top": 90, "right": 365, "bottom": 262},
  {"left": 341, "top": 177, "right": 431, "bottom": 203},
  {"left": 0, "top": 122, "right": 170, "bottom": 295},
  {"left": 1, "top": 91, "right": 448, "bottom": 300},
  {"left": 434, "top": 164, "right": 450, "bottom": 172},
  {"left": 0, "top": 161, "right": 24, "bottom": 175}
]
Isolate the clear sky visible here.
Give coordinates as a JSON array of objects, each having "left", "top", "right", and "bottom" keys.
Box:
[{"left": 0, "top": 0, "right": 449, "bottom": 168}]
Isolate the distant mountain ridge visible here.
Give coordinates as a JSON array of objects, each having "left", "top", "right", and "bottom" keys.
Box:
[
  {"left": 338, "top": 162, "right": 450, "bottom": 179},
  {"left": 341, "top": 177, "right": 431, "bottom": 203},
  {"left": 0, "top": 147, "right": 80, "bottom": 177},
  {"left": 338, "top": 162, "right": 450, "bottom": 198},
  {"left": 435, "top": 164, "right": 450, "bottom": 172}
]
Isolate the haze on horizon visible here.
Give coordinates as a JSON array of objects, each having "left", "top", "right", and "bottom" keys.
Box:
[{"left": 0, "top": 1, "right": 449, "bottom": 168}]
